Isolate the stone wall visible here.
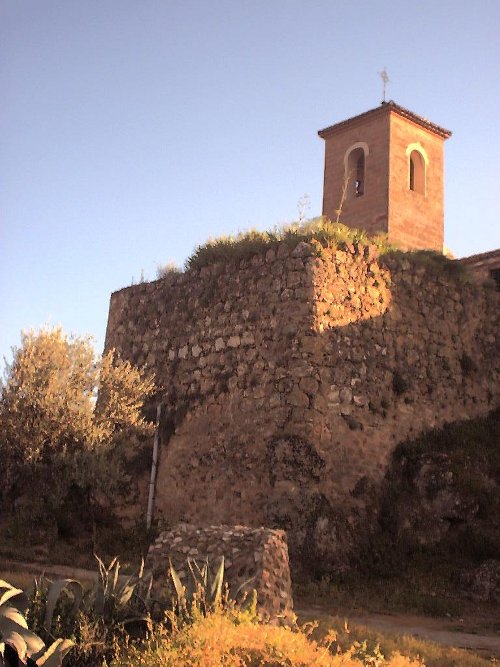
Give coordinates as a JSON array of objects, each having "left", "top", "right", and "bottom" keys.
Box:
[
  {"left": 105, "top": 242, "right": 499, "bottom": 571},
  {"left": 145, "top": 524, "right": 293, "bottom": 620}
]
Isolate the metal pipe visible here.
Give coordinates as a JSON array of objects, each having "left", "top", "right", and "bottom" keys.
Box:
[{"left": 146, "top": 404, "right": 162, "bottom": 529}]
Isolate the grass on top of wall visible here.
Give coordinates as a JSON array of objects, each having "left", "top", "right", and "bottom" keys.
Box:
[
  {"left": 181, "top": 218, "right": 471, "bottom": 285},
  {"left": 184, "top": 217, "right": 395, "bottom": 271},
  {"left": 380, "top": 249, "right": 471, "bottom": 283}
]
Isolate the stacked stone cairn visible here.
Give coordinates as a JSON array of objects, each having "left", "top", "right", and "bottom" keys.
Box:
[{"left": 145, "top": 523, "right": 294, "bottom": 621}]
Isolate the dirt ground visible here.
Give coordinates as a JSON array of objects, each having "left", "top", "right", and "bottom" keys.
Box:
[{"left": 296, "top": 601, "right": 500, "bottom": 658}]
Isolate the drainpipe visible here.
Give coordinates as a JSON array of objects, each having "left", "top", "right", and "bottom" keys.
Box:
[{"left": 146, "top": 404, "right": 162, "bottom": 530}]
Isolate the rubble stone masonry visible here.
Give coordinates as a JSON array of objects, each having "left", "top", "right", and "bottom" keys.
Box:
[
  {"left": 105, "top": 242, "right": 499, "bottom": 570},
  {"left": 146, "top": 524, "right": 293, "bottom": 621}
]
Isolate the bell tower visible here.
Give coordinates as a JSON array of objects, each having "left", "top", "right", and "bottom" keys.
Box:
[{"left": 318, "top": 101, "right": 452, "bottom": 251}]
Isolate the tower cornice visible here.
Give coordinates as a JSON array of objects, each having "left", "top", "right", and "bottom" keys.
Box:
[{"left": 318, "top": 101, "right": 452, "bottom": 141}]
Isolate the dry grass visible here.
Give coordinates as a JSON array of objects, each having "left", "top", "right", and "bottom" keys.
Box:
[
  {"left": 185, "top": 218, "right": 394, "bottom": 271},
  {"left": 111, "top": 607, "right": 423, "bottom": 666},
  {"left": 308, "top": 615, "right": 497, "bottom": 667}
]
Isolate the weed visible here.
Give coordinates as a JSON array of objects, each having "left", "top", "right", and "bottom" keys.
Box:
[
  {"left": 156, "top": 261, "right": 182, "bottom": 280},
  {"left": 306, "top": 614, "right": 495, "bottom": 667}
]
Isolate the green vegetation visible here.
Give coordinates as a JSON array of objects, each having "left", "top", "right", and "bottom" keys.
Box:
[
  {"left": 1, "top": 555, "right": 496, "bottom": 666},
  {"left": 184, "top": 217, "right": 395, "bottom": 270},
  {"left": 297, "top": 409, "right": 500, "bottom": 626},
  {"left": 168, "top": 556, "right": 258, "bottom": 623},
  {"left": 156, "top": 261, "right": 182, "bottom": 280},
  {"left": 181, "top": 218, "right": 471, "bottom": 284},
  {"left": 393, "top": 408, "right": 500, "bottom": 472},
  {"left": 296, "top": 565, "right": 476, "bottom": 620},
  {"left": 0, "top": 577, "right": 73, "bottom": 666},
  {"left": 380, "top": 248, "right": 471, "bottom": 283},
  {"left": 0, "top": 327, "right": 155, "bottom": 556},
  {"left": 24, "top": 557, "right": 152, "bottom": 666},
  {"left": 0, "top": 240, "right": 493, "bottom": 666}
]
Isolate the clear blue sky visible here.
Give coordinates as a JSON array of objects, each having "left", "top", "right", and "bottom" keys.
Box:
[{"left": 1, "top": 0, "right": 499, "bottom": 364}]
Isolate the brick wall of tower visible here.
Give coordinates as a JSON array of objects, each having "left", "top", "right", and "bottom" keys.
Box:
[
  {"left": 321, "top": 112, "right": 390, "bottom": 235},
  {"left": 388, "top": 113, "right": 445, "bottom": 251},
  {"left": 321, "top": 106, "right": 448, "bottom": 251}
]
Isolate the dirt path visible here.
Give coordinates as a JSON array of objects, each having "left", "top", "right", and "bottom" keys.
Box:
[
  {"left": 296, "top": 603, "right": 500, "bottom": 656},
  {"left": 0, "top": 557, "right": 99, "bottom": 583}
]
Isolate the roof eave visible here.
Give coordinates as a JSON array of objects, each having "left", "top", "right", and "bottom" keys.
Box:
[{"left": 318, "top": 102, "right": 452, "bottom": 141}]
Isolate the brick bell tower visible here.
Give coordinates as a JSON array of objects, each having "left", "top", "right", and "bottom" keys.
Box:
[{"left": 318, "top": 101, "right": 452, "bottom": 251}]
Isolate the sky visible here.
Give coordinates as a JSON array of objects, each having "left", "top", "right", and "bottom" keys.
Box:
[{"left": 1, "top": 0, "right": 499, "bottom": 365}]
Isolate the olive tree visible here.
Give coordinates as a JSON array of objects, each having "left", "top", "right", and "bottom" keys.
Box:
[{"left": 0, "top": 327, "right": 155, "bottom": 541}]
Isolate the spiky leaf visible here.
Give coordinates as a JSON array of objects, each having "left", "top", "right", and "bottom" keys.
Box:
[
  {"left": 0, "top": 606, "right": 28, "bottom": 630},
  {"left": 210, "top": 556, "right": 225, "bottom": 605},
  {"left": 0, "top": 607, "right": 45, "bottom": 657},
  {"left": 44, "top": 579, "right": 83, "bottom": 632},
  {"left": 0, "top": 587, "right": 26, "bottom": 610},
  {"left": 36, "top": 638, "right": 74, "bottom": 667},
  {"left": 111, "top": 560, "right": 120, "bottom": 593},
  {"left": 1, "top": 630, "right": 27, "bottom": 661},
  {"left": 229, "top": 574, "right": 257, "bottom": 602},
  {"left": 168, "top": 560, "right": 185, "bottom": 601},
  {"left": 117, "top": 583, "right": 135, "bottom": 608}
]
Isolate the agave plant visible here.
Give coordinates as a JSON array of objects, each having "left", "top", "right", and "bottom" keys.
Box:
[
  {"left": 35, "top": 556, "right": 152, "bottom": 642},
  {"left": 89, "top": 555, "right": 152, "bottom": 630},
  {"left": 168, "top": 556, "right": 257, "bottom": 621},
  {"left": 0, "top": 579, "right": 73, "bottom": 667},
  {"left": 169, "top": 556, "right": 225, "bottom": 618},
  {"left": 25, "top": 575, "right": 83, "bottom": 638}
]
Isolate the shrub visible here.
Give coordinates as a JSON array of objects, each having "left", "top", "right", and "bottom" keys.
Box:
[
  {"left": 24, "top": 557, "right": 153, "bottom": 666},
  {"left": 392, "top": 371, "right": 409, "bottom": 396},
  {"left": 0, "top": 327, "right": 155, "bottom": 541},
  {"left": 459, "top": 353, "right": 477, "bottom": 376},
  {"left": 167, "top": 556, "right": 257, "bottom": 625}
]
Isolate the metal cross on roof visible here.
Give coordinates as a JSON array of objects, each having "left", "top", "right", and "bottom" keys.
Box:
[{"left": 378, "top": 67, "right": 390, "bottom": 103}]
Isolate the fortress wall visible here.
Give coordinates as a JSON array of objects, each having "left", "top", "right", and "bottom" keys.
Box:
[
  {"left": 105, "top": 244, "right": 319, "bottom": 527},
  {"left": 105, "top": 243, "right": 499, "bottom": 570},
  {"left": 105, "top": 242, "right": 317, "bottom": 434}
]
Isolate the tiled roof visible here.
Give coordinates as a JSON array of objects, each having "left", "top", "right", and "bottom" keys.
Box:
[{"left": 318, "top": 101, "right": 452, "bottom": 140}]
